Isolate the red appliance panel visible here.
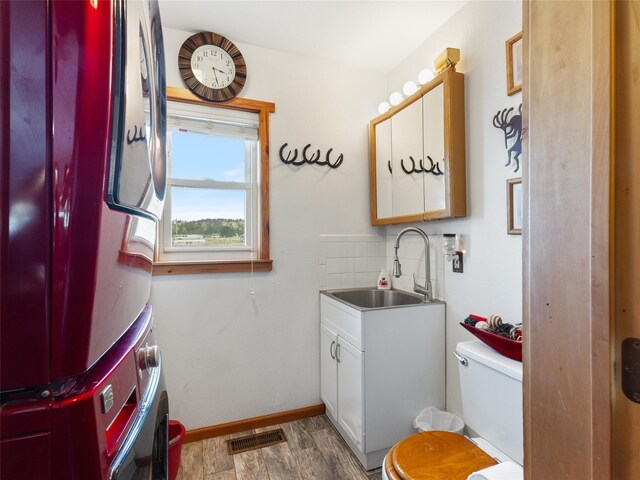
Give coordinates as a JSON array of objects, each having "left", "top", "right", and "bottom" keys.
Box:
[
  {"left": 0, "top": 0, "right": 50, "bottom": 391},
  {"left": 49, "top": 0, "right": 164, "bottom": 381},
  {"left": 0, "top": 433, "right": 51, "bottom": 480},
  {"left": 51, "top": 306, "right": 155, "bottom": 479},
  {"left": 0, "top": 398, "right": 53, "bottom": 478},
  {"left": 0, "top": 399, "right": 52, "bottom": 438}
]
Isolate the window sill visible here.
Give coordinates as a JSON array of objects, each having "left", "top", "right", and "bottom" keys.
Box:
[{"left": 152, "top": 259, "right": 273, "bottom": 275}]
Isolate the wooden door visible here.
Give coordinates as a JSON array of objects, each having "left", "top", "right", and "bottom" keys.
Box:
[
  {"left": 523, "top": 1, "right": 612, "bottom": 478},
  {"left": 613, "top": 1, "right": 640, "bottom": 478}
]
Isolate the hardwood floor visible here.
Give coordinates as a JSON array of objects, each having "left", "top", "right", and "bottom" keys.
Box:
[{"left": 177, "top": 415, "right": 382, "bottom": 480}]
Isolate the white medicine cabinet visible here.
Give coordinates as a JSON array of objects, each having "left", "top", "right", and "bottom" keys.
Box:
[{"left": 369, "top": 67, "right": 466, "bottom": 225}]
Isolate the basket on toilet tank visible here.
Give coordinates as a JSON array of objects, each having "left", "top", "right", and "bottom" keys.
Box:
[
  {"left": 457, "top": 340, "right": 523, "bottom": 465},
  {"left": 460, "top": 314, "right": 522, "bottom": 361}
]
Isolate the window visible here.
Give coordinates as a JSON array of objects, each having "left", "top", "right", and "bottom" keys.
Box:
[{"left": 153, "top": 87, "right": 274, "bottom": 274}]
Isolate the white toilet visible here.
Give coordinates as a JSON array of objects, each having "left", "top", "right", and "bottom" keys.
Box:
[{"left": 382, "top": 340, "right": 523, "bottom": 479}]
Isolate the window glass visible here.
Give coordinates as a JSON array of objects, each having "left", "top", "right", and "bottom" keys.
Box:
[
  {"left": 169, "top": 187, "right": 247, "bottom": 248},
  {"left": 170, "top": 131, "right": 246, "bottom": 182},
  {"left": 155, "top": 91, "right": 273, "bottom": 272}
]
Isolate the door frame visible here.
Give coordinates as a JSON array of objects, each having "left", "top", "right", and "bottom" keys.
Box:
[{"left": 523, "top": 1, "right": 612, "bottom": 478}]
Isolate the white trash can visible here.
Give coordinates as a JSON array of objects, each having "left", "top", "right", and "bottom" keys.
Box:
[{"left": 413, "top": 407, "right": 464, "bottom": 435}]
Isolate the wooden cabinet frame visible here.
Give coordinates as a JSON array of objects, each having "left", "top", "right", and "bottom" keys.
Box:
[
  {"left": 369, "top": 67, "right": 466, "bottom": 225},
  {"left": 152, "top": 87, "right": 274, "bottom": 275}
]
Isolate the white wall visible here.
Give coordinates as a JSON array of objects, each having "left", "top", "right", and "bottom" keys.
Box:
[
  {"left": 152, "top": 27, "right": 387, "bottom": 429},
  {"left": 154, "top": 0, "right": 523, "bottom": 430},
  {"left": 384, "top": 0, "right": 523, "bottom": 416}
]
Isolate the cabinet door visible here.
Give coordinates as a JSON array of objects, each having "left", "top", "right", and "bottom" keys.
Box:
[
  {"left": 337, "top": 338, "right": 364, "bottom": 451},
  {"left": 391, "top": 99, "right": 424, "bottom": 217},
  {"left": 320, "top": 324, "right": 338, "bottom": 421},
  {"left": 375, "top": 118, "right": 393, "bottom": 219},
  {"left": 422, "top": 83, "right": 446, "bottom": 213}
]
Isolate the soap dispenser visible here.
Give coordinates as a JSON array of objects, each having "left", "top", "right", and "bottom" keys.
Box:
[{"left": 377, "top": 269, "right": 391, "bottom": 290}]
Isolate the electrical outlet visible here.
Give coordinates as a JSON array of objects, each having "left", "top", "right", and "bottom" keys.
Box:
[{"left": 452, "top": 252, "right": 463, "bottom": 273}]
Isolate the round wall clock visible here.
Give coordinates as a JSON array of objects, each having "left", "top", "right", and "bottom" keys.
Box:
[{"left": 178, "top": 32, "right": 247, "bottom": 102}]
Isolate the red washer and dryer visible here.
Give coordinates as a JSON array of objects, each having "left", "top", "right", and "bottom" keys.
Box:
[{"left": 1, "top": 0, "right": 170, "bottom": 478}]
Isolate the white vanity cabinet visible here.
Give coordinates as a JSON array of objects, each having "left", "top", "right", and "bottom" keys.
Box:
[
  {"left": 320, "top": 322, "right": 364, "bottom": 450},
  {"left": 320, "top": 292, "right": 445, "bottom": 470}
]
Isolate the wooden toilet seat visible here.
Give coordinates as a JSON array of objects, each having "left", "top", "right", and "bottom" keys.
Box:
[{"left": 384, "top": 431, "right": 498, "bottom": 480}]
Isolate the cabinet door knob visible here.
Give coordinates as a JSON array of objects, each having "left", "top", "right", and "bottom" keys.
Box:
[
  {"left": 330, "top": 340, "right": 336, "bottom": 359},
  {"left": 336, "top": 344, "right": 341, "bottom": 363}
]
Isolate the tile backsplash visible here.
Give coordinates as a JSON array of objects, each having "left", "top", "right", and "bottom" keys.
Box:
[
  {"left": 319, "top": 233, "right": 445, "bottom": 300},
  {"left": 319, "top": 234, "right": 386, "bottom": 289}
]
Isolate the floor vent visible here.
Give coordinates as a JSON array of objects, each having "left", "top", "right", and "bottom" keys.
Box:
[{"left": 226, "top": 428, "right": 287, "bottom": 455}]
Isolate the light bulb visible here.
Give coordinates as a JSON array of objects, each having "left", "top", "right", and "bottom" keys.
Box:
[
  {"left": 378, "top": 101, "right": 391, "bottom": 114},
  {"left": 403, "top": 80, "right": 418, "bottom": 96},
  {"left": 389, "top": 92, "right": 403, "bottom": 106},
  {"left": 418, "top": 68, "right": 435, "bottom": 85}
]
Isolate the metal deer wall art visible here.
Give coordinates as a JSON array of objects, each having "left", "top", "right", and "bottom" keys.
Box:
[{"left": 493, "top": 104, "right": 522, "bottom": 173}]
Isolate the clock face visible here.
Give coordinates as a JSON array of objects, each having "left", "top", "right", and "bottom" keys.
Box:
[
  {"left": 179, "top": 32, "right": 247, "bottom": 102},
  {"left": 191, "top": 45, "right": 236, "bottom": 89}
]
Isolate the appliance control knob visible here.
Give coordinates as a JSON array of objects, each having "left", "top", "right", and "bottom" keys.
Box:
[{"left": 144, "top": 345, "right": 160, "bottom": 370}]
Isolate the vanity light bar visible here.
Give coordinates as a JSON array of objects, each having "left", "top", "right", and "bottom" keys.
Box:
[{"left": 377, "top": 48, "right": 461, "bottom": 114}]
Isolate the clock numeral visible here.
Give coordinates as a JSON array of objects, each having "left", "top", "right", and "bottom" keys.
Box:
[
  {"left": 193, "top": 62, "right": 199, "bottom": 69},
  {"left": 226, "top": 60, "right": 231, "bottom": 66},
  {"left": 196, "top": 55, "right": 203, "bottom": 61},
  {"left": 226, "top": 76, "right": 230, "bottom": 82},
  {"left": 202, "top": 51, "right": 208, "bottom": 58},
  {"left": 227, "top": 69, "right": 233, "bottom": 74}
]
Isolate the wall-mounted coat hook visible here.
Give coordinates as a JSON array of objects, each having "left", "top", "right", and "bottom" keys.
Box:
[
  {"left": 425, "top": 156, "right": 444, "bottom": 176},
  {"left": 399, "top": 156, "right": 444, "bottom": 176},
  {"left": 126, "top": 125, "right": 147, "bottom": 145},
  {"left": 302, "top": 144, "right": 321, "bottom": 164},
  {"left": 279, "top": 143, "right": 301, "bottom": 165},
  {"left": 400, "top": 156, "right": 422, "bottom": 175},
  {"left": 317, "top": 148, "right": 343, "bottom": 169},
  {"left": 279, "top": 143, "right": 343, "bottom": 169}
]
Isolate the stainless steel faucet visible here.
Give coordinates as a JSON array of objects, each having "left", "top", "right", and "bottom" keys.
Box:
[{"left": 392, "top": 227, "right": 433, "bottom": 302}]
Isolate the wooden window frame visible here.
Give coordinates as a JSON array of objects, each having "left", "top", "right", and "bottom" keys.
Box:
[{"left": 152, "top": 87, "right": 274, "bottom": 275}]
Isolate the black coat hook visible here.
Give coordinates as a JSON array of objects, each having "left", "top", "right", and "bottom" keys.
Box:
[
  {"left": 397, "top": 155, "right": 445, "bottom": 176},
  {"left": 126, "top": 125, "right": 147, "bottom": 145},
  {"left": 321, "top": 148, "right": 343, "bottom": 169},
  {"left": 400, "top": 156, "right": 418, "bottom": 174},
  {"left": 302, "top": 144, "right": 321, "bottom": 164},
  {"left": 279, "top": 143, "right": 344, "bottom": 169},
  {"left": 425, "top": 156, "right": 444, "bottom": 176},
  {"left": 279, "top": 143, "right": 299, "bottom": 164}
]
